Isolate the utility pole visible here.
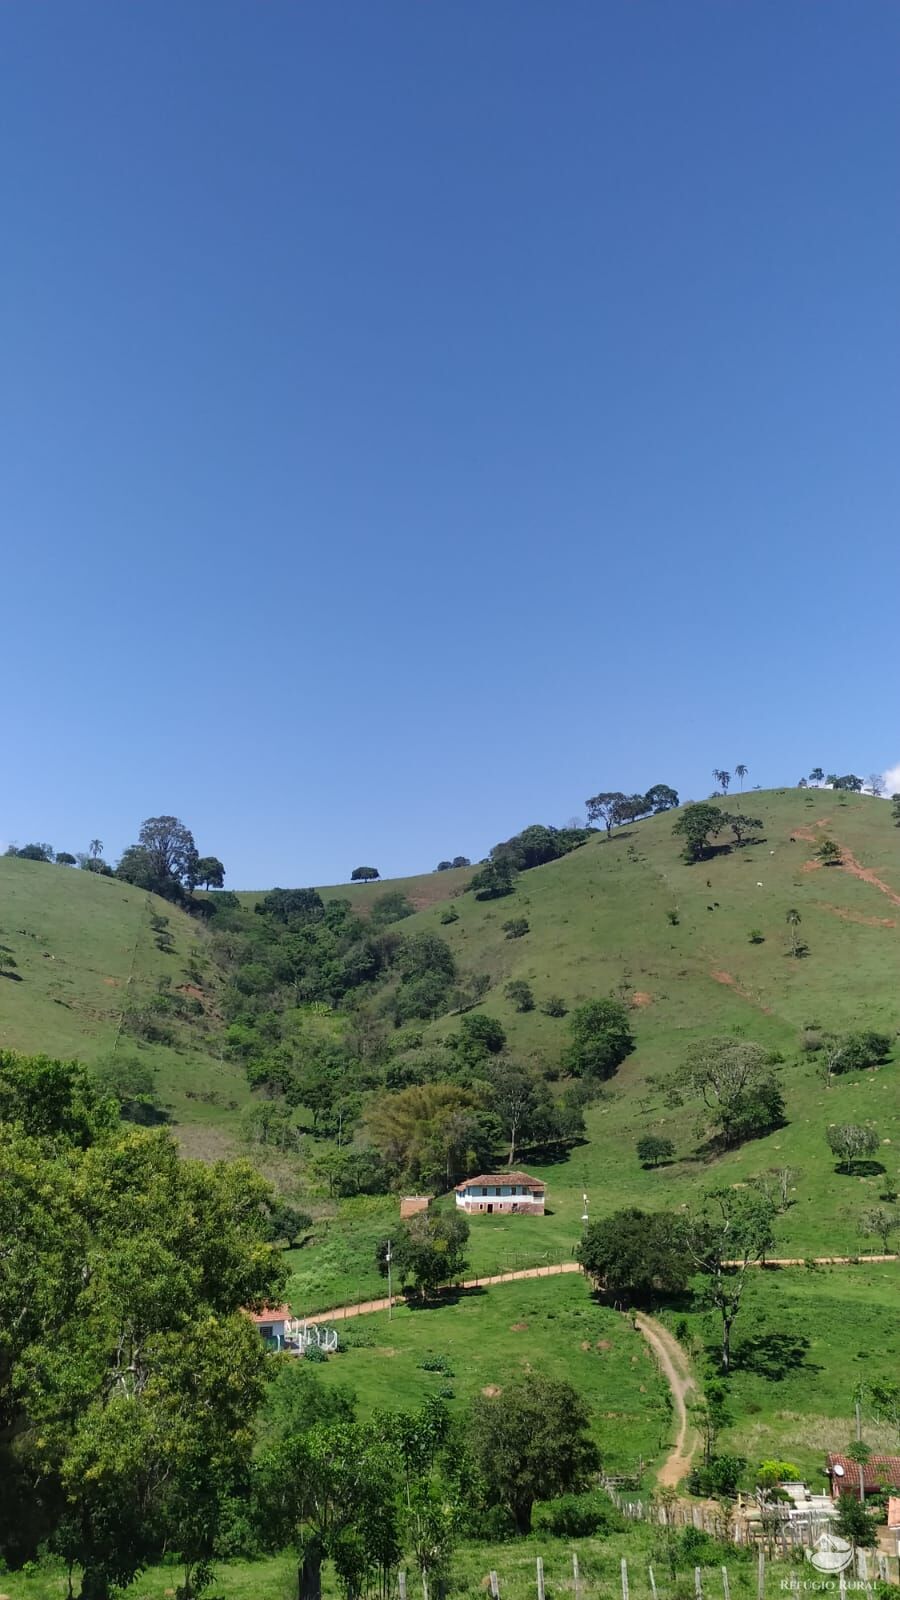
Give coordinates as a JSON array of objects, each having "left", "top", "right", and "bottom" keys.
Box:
[{"left": 386, "top": 1239, "right": 393, "bottom": 1320}]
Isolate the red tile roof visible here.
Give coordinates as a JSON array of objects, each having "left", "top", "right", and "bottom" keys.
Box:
[
  {"left": 454, "top": 1173, "right": 545, "bottom": 1192},
  {"left": 827, "top": 1454, "right": 900, "bottom": 1493},
  {"left": 245, "top": 1304, "right": 292, "bottom": 1325}
]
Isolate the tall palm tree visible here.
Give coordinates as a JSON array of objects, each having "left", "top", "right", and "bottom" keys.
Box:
[
  {"left": 712, "top": 769, "right": 731, "bottom": 795},
  {"left": 89, "top": 838, "right": 103, "bottom": 860},
  {"left": 786, "top": 907, "right": 802, "bottom": 957},
  {"left": 735, "top": 764, "right": 748, "bottom": 792}
]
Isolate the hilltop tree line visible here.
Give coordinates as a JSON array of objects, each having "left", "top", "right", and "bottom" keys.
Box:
[
  {"left": 0, "top": 1048, "right": 613, "bottom": 1598},
  {"left": 5, "top": 816, "right": 226, "bottom": 905}
]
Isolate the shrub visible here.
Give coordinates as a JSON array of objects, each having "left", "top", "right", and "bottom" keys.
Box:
[
  {"left": 541, "top": 996, "right": 568, "bottom": 1017},
  {"left": 748, "top": 929, "right": 764, "bottom": 944},
  {"left": 502, "top": 917, "right": 530, "bottom": 940},
  {"left": 505, "top": 980, "right": 535, "bottom": 1013},
  {"left": 303, "top": 1342, "right": 327, "bottom": 1363},
  {"left": 800, "top": 1029, "right": 824, "bottom": 1053},
  {"left": 418, "top": 1354, "right": 454, "bottom": 1375},
  {"left": 439, "top": 907, "right": 459, "bottom": 925},
  {"left": 532, "top": 1491, "right": 625, "bottom": 1538},
  {"left": 687, "top": 1453, "right": 746, "bottom": 1497},
  {"left": 666, "top": 908, "right": 680, "bottom": 926}
]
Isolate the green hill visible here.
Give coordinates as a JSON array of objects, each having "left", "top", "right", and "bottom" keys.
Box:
[
  {"left": 286, "top": 787, "right": 900, "bottom": 1308},
  {"left": 0, "top": 856, "right": 249, "bottom": 1151},
  {"left": 4, "top": 788, "right": 900, "bottom": 1270}
]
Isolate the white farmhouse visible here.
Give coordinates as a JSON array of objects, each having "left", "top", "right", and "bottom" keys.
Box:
[{"left": 454, "top": 1172, "right": 545, "bottom": 1216}]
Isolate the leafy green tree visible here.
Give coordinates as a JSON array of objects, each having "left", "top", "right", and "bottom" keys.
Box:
[
  {"left": 713, "top": 768, "right": 731, "bottom": 794},
  {"left": 56, "top": 851, "right": 77, "bottom": 865},
  {"left": 735, "top": 764, "right": 748, "bottom": 791},
  {"left": 671, "top": 1038, "right": 784, "bottom": 1148},
  {"left": 786, "top": 907, "right": 802, "bottom": 956},
  {"left": 195, "top": 856, "right": 226, "bottom": 890},
  {"left": 467, "top": 1374, "right": 599, "bottom": 1533},
  {"left": 564, "top": 998, "right": 634, "bottom": 1081},
  {"left": 829, "top": 774, "right": 863, "bottom": 792},
  {"left": 672, "top": 802, "right": 728, "bottom": 863},
  {"left": 350, "top": 865, "right": 380, "bottom": 883},
  {"left": 636, "top": 1134, "right": 675, "bottom": 1167},
  {"left": 487, "top": 1063, "right": 541, "bottom": 1164},
  {"left": 115, "top": 844, "right": 157, "bottom": 889},
  {"left": 727, "top": 812, "right": 762, "bottom": 846},
  {"left": 377, "top": 1210, "right": 469, "bottom": 1301},
  {"left": 504, "top": 979, "right": 534, "bottom": 1012},
  {"left": 541, "top": 995, "right": 568, "bottom": 1017},
  {"left": 257, "top": 1420, "right": 400, "bottom": 1600},
  {"left": 16, "top": 842, "right": 55, "bottom": 861},
  {"left": 816, "top": 837, "right": 842, "bottom": 865},
  {"left": 584, "top": 791, "right": 628, "bottom": 837},
  {"left": 644, "top": 784, "right": 679, "bottom": 813},
  {"left": 827, "top": 1123, "right": 879, "bottom": 1172},
  {"left": 491, "top": 823, "right": 590, "bottom": 871},
  {"left": 0, "top": 951, "right": 19, "bottom": 977},
  {"left": 265, "top": 1201, "right": 314, "bottom": 1248},
  {"left": 139, "top": 815, "right": 197, "bottom": 888},
  {"left": 454, "top": 1012, "right": 506, "bottom": 1063},
  {"left": 809, "top": 768, "right": 824, "bottom": 786},
  {"left": 469, "top": 858, "right": 517, "bottom": 899},
  {"left": 834, "top": 1491, "right": 878, "bottom": 1547},
  {"left": 688, "top": 1188, "right": 777, "bottom": 1372},
  {"left": 858, "top": 1205, "right": 897, "bottom": 1252},
  {"left": 892, "top": 794, "right": 900, "bottom": 827},
  {"left": 92, "top": 1053, "right": 163, "bottom": 1124},
  {"left": 577, "top": 1207, "right": 692, "bottom": 1301},
  {"left": 365, "top": 1082, "right": 478, "bottom": 1188},
  {"left": 255, "top": 887, "right": 324, "bottom": 925}
]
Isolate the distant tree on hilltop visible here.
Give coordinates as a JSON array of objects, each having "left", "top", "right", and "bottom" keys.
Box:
[
  {"left": 713, "top": 769, "right": 731, "bottom": 794},
  {"left": 809, "top": 767, "right": 824, "bottom": 786},
  {"left": 672, "top": 802, "right": 728, "bottom": 862},
  {"left": 55, "top": 852, "right": 77, "bottom": 866},
  {"left": 735, "top": 763, "right": 748, "bottom": 791},
  {"left": 351, "top": 866, "right": 380, "bottom": 884},
  {"left": 195, "top": 856, "right": 225, "bottom": 890}
]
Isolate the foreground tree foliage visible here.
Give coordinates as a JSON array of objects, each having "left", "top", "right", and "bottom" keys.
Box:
[
  {"left": 564, "top": 998, "right": 634, "bottom": 1081},
  {"left": 468, "top": 1375, "right": 599, "bottom": 1533},
  {"left": 0, "top": 1049, "right": 284, "bottom": 1597}
]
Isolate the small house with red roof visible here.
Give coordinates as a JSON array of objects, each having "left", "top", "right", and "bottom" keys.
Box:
[
  {"left": 826, "top": 1454, "right": 900, "bottom": 1501},
  {"left": 246, "top": 1304, "right": 293, "bottom": 1349},
  {"left": 454, "top": 1172, "right": 545, "bottom": 1216}
]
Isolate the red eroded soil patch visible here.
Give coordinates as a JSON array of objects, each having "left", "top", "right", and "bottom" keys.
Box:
[
  {"left": 631, "top": 991, "right": 652, "bottom": 1008},
  {"left": 801, "top": 859, "right": 822, "bottom": 873},
  {"left": 102, "top": 977, "right": 121, "bottom": 986},
  {"left": 177, "top": 983, "right": 205, "bottom": 1001},
  {"left": 709, "top": 970, "right": 771, "bottom": 1013},
  {"left": 836, "top": 845, "right": 900, "bottom": 907},
  {"left": 820, "top": 904, "right": 896, "bottom": 929}
]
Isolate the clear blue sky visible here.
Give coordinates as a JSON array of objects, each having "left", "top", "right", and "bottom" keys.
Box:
[{"left": 3, "top": 2, "right": 899, "bottom": 886}]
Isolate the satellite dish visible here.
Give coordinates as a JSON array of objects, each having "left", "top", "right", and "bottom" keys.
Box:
[{"left": 833, "top": 1463, "right": 845, "bottom": 1477}]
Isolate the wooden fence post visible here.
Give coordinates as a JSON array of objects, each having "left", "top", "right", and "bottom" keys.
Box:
[
  {"left": 573, "top": 1552, "right": 580, "bottom": 1600},
  {"left": 398, "top": 1572, "right": 407, "bottom": 1600},
  {"left": 648, "top": 1565, "right": 658, "bottom": 1600},
  {"left": 490, "top": 1572, "right": 500, "bottom": 1600},
  {"left": 621, "top": 1556, "right": 630, "bottom": 1600},
  {"left": 694, "top": 1566, "right": 703, "bottom": 1600},
  {"left": 721, "top": 1566, "right": 730, "bottom": 1600},
  {"left": 757, "top": 1546, "right": 765, "bottom": 1600},
  {"left": 536, "top": 1557, "right": 545, "bottom": 1600}
]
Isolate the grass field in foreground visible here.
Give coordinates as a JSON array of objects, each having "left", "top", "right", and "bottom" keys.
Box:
[
  {"left": 0, "top": 1531, "right": 801, "bottom": 1600},
  {"left": 314, "top": 1274, "right": 670, "bottom": 1479}
]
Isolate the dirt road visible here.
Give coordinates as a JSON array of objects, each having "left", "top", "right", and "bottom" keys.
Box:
[{"left": 633, "top": 1313, "right": 697, "bottom": 1485}]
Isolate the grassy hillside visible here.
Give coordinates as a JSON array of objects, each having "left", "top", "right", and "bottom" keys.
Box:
[
  {"left": 0, "top": 856, "right": 249, "bottom": 1150},
  {"left": 227, "top": 862, "right": 473, "bottom": 915},
  {"left": 288, "top": 788, "right": 900, "bottom": 1309},
  {"left": 5, "top": 788, "right": 900, "bottom": 1256}
]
